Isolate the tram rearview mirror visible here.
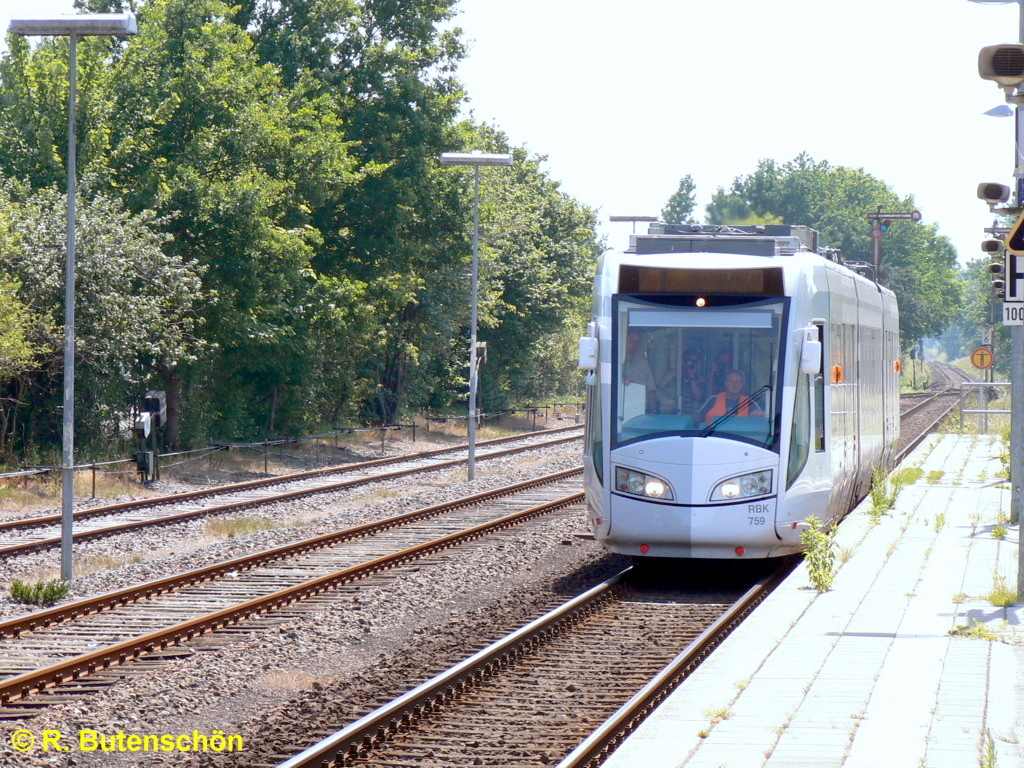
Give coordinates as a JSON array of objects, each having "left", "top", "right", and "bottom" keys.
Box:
[
  {"left": 799, "top": 328, "right": 822, "bottom": 375},
  {"left": 578, "top": 336, "right": 598, "bottom": 370}
]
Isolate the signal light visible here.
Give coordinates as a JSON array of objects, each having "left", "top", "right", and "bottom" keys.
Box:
[
  {"left": 993, "top": 279, "right": 1006, "bottom": 289},
  {"left": 979, "top": 44, "right": 1024, "bottom": 91},
  {"left": 990, "top": 262, "right": 1005, "bottom": 274},
  {"left": 639, "top": 544, "right": 650, "bottom": 554},
  {"left": 978, "top": 184, "right": 1012, "bottom": 205},
  {"left": 982, "top": 238, "right": 1005, "bottom": 253}
]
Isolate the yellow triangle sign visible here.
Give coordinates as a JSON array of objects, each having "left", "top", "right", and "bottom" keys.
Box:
[{"left": 1008, "top": 209, "right": 1024, "bottom": 254}]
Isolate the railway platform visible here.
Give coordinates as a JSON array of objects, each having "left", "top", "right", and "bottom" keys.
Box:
[{"left": 603, "top": 432, "right": 1024, "bottom": 768}]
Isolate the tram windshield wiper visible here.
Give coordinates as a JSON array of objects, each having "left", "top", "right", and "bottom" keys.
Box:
[{"left": 701, "top": 384, "right": 772, "bottom": 438}]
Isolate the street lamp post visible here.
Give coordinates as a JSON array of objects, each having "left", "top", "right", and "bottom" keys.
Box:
[
  {"left": 9, "top": 14, "right": 138, "bottom": 581},
  {"left": 438, "top": 151, "right": 513, "bottom": 481}
]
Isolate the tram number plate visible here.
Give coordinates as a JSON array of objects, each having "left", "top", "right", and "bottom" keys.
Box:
[
  {"left": 1004, "top": 303, "right": 1024, "bottom": 326},
  {"left": 748, "top": 502, "right": 771, "bottom": 525}
]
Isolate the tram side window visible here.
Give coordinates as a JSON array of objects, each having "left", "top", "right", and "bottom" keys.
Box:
[
  {"left": 814, "top": 325, "right": 825, "bottom": 452},
  {"left": 585, "top": 373, "right": 603, "bottom": 483},
  {"left": 787, "top": 372, "right": 810, "bottom": 489}
]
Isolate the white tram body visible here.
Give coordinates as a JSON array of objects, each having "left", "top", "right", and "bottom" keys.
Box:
[{"left": 579, "top": 224, "right": 899, "bottom": 559}]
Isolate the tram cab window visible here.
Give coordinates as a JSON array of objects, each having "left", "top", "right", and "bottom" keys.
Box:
[{"left": 613, "top": 296, "right": 786, "bottom": 451}]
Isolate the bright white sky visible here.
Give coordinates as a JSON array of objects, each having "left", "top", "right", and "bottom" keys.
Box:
[{"left": 3, "top": 0, "right": 1023, "bottom": 264}]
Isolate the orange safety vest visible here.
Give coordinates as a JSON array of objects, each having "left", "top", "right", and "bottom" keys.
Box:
[{"left": 706, "top": 392, "right": 752, "bottom": 418}]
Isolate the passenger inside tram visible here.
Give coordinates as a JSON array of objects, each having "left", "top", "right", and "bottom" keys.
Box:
[{"left": 621, "top": 331, "right": 658, "bottom": 413}]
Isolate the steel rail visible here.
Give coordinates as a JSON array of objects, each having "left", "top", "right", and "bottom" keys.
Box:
[
  {"left": 274, "top": 564, "right": 790, "bottom": 768},
  {"left": 0, "top": 490, "right": 584, "bottom": 706},
  {"left": 0, "top": 425, "right": 582, "bottom": 534},
  {"left": 895, "top": 362, "right": 972, "bottom": 465},
  {"left": 0, "top": 434, "right": 581, "bottom": 558},
  {"left": 556, "top": 566, "right": 791, "bottom": 768},
  {"left": 276, "top": 572, "right": 627, "bottom": 768},
  {"left": 0, "top": 467, "right": 583, "bottom": 640}
]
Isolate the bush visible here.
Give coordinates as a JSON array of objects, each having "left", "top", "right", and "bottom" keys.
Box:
[
  {"left": 9, "top": 578, "right": 71, "bottom": 607},
  {"left": 801, "top": 516, "right": 837, "bottom": 592}
]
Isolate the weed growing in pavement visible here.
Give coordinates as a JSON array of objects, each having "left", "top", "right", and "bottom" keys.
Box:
[
  {"left": 868, "top": 466, "right": 908, "bottom": 519},
  {"left": 894, "top": 467, "right": 924, "bottom": 486},
  {"left": 952, "top": 593, "right": 968, "bottom": 604},
  {"left": 801, "top": 516, "right": 836, "bottom": 592},
  {"left": 992, "top": 525, "right": 1009, "bottom": 541},
  {"left": 942, "top": 411, "right": 963, "bottom": 432},
  {"left": 983, "top": 729, "right": 999, "bottom": 768},
  {"left": 948, "top": 620, "right": 997, "bottom": 640},
  {"left": 933, "top": 513, "right": 946, "bottom": 533},
  {"left": 836, "top": 544, "right": 858, "bottom": 565},
  {"left": 989, "top": 572, "right": 1018, "bottom": 609},
  {"left": 9, "top": 578, "right": 71, "bottom": 607},
  {"left": 698, "top": 704, "right": 733, "bottom": 737},
  {"left": 926, "top": 470, "right": 945, "bottom": 484}
]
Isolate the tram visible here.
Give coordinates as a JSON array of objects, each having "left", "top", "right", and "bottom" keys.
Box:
[{"left": 578, "top": 224, "right": 899, "bottom": 558}]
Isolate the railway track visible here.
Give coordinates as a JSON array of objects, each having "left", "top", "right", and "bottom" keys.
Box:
[
  {"left": 0, "top": 469, "right": 583, "bottom": 718},
  {"left": 0, "top": 426, "right": 582, "bottom": 559},
  {"left": 258, "top": 563, "right": 792, "bottom": 768},
  {"left": 896, "top": 361, "right": 974, "bottom": 463}
]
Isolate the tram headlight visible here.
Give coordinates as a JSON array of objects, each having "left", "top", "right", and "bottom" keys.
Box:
[
  {"left": 711, "top": 470, "right": 773, "bottom": 502},
  {"left": 615, "top": 467, "right": 674, "bottom": 501}
]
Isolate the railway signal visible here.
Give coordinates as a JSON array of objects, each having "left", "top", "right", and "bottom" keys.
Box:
[{"left": 865, "top": 210, "right": 921, "bottom": 275}]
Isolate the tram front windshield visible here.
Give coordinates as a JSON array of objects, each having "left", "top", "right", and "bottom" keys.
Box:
[{"left": 613, "top": 296, "right": 787, "bottom": 450}]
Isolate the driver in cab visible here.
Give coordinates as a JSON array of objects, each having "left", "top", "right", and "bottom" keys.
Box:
[{"left": 696, "top": 369, "right": 764, "bottom": 424}]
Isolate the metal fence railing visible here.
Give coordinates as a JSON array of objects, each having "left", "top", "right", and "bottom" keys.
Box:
[
  {"left": 0, "top": 402, "right": 584, "bottom": 495},
  {"left": 959, "top": 381, "right": 1011, "bottom": 433}
]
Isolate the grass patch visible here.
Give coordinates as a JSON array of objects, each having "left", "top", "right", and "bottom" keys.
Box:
[
  {"left": 868, "top": 466, "right": 907, "bottom": 519},
  {"left": 948, "top": 620, "right": 997, "bottom": 640},
  {"left": 698, "top": 704, "right": 733, "bottom": 737},
  {"left": 205, "top": 516, "right": 280, "bottom": 538},
  {"left": 894, "top": 467, "right": 923, "bottom": 486},
  {"left": 836, "top": 544, "right": 857, "bottom": 565},
  {"left": 9, "top": 578, "right": 72, "bottom": 607},
  {"left": 989, "top": 572, "right": 1018, "bottom": 608},
  {"left": 926, "top": 470, "right": 945, "bottom": 484},
  {"left": 74, "top": 554, "right": 146, "bottom": 577}
]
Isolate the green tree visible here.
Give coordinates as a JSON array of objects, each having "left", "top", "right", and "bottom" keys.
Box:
[
  {"left": 0, "top": 183, "right": 207, "bottom": 453},
  {"left": 236, "top": 0, "right": 467, "bottom": 424},
  {"left": 0, "top": 276, "right": 45, "bottom": 455},
  {"left": 662, "top": 175, "right": 697, "bottom": 224},
  {"left": 941, "top": 258, "right": 1006, "bottom": 374},
  {"left": 91, "top": 0, "right": 367, "bottom": 439}
]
